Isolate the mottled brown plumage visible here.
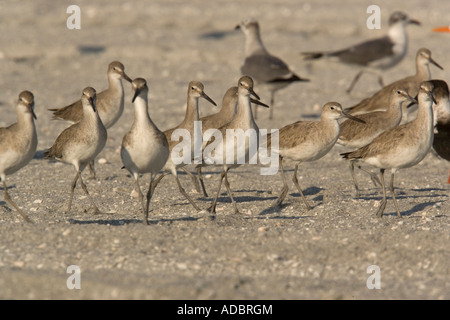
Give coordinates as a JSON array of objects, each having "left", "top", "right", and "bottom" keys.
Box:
[
  {"left": 341, "top": 81, "right": 436, "bottom": 217},
  {"left": 0, "top": 91, "right": 37, "bottom": 222},
  {"left": 45, "top": 87, "right": 107, "bottom": 214}
]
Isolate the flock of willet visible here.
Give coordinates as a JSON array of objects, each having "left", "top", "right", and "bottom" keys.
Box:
[{"left": 1, "top": 12, "right": 449, "bottom": 225}]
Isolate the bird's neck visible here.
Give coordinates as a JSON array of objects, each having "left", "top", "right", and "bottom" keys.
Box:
[
  {"left": 415, "top": 62, "right": 431, "bottom": 80},
  {"left": 132, "top": 95, "right": 154, "bottom": 128},
  {"left": 107, "top": 75, "right": 124, "bottom": 96},
  {"left": 183, "top": 96, "right": 200, "bottom": 128},
  {"left": 16, "top": 109, "right": 36, "bottom": 134},
  {"left": 388, "top": 23, "right": 407, "bottom": 47},
  {"left": 245, "top": 29, "right": 268, "bottom": 56},
  {"left": 235, "top": 94, "right": 257, "bottom": 130}
]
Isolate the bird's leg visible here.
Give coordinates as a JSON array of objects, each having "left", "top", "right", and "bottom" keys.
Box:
[
  {"left": 269, "top": 92, "right": 275, "bottom": 120},
  {"left": 65, "top": 171, "right": 80, "bottom": 214},
  {"left": 346, "top": 70, "right": 363, "bottom": 94},
  {"left": 196, "top": 165, "right": 208, "bottom": 197},
  {"left": 292, "top": 163, "right": 312, "bottom": 210},
  {"left": 357, "top": 165, "right": 382, "bottom": 187},
  {"left": 78, "top": 170, "right": 102, "bottom": 214},
  {"left": 132, "top": 174, "right": 146, "bottom": 224},
  {"left": 182, "top": 167, "right": 202, "bottom": 194},
  {"left": 223, "top": 168, "right": 240, "bottom": 214},
  {"left": 143, "top": 173, "right": 156, "bottom": 225},
  {"left": 2, "top": 180, "right": 31, "bottom": 222},
  {"left": 389, "top": 171, "right": 402, "bottom": 218},
  {"left": 174, "top": 172, "right": 201, "bottom": 212},
  {"left": 274, "top": 157, "right": 288, "bottom": 207},
  {"left": 375, "top": 169, "right": 387, "bottom": 218},
  {"left": 350, "top": 161, "right": 361, "bottom": 197},
  {"left": 377, "top": 75, "right": 385, "bottom": 88},
  {"left": 88, "top": 160, "right": 97, "bottom": 180},
  {"left": 210, "top": 169, "right": 226, "bottom": 214},
  {"left": 151, "top": 172, "right": 168, "bottom": 192}
]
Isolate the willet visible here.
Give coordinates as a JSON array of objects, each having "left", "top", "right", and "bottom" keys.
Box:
[
  {"left": 121, "top": 78, "right": 169, "bottom": 225},
  {"left": 44, "top": 87, "right": 108, "bottom": 214},
  {"left": 341, "top": 81, "right": 436, "bottom": 217},
  {"left": 236, "top": 18, "right": 309, "bottom": 120},
  {"left": 205, "top": 76, "right": 269, "bottom": 214},
  {"left": 0, "top": 91, "right": 37, "bottom": 222},
  {"left": 338, "top": 88, "right": 416, "bottom": 195},
  {"left": 346, "top": 48, "right": 443, "bottom": 124},
  {"left": 302, "top": 11, "right": 420, "bottom": 93},
  {"left": 48, "top": 61, "right": 132, "bottom": 179},
  {"left": 152, "top": 81, "right": 216, "bottom": 212},
  {"left": 192, "top": 86, "right": 272, "bottom": 197},
  {"left": 429, "top": 80, "right": 450, "bottom": 183},
  {"left": 269, "top": 102, "right": 365, "bottom": 209}
]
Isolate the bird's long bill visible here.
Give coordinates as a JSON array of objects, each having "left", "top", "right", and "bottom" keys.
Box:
[
  {"left": 409, "top": 19, "right": 421, "bottom": 26},
  {"left": 29, "top": 104, "right": 37, "bottom": 119},
  {"left": 249, "top": 87, "right": 261, "bottom": 101},
  {"left": 250, "top": 98, "right": 270, "bottom": 108},
  {"left": 201, "top": 92, "right": 217, "bottom": 106},
  {"left": 89, "top": 97, "right": 97, "bottom": 112},
  {"left": 343, "top": 112, "right": 366, "bottom": 124},
  {"left": 122, "top": 72, "right": 133, "bottom": 83},
  {"left": 131, "top": 89, "right": 139, "bottom": 103},
  {"left": 401, "top": 92, "right": 418, "bottom": 105},
  {"left": 430, "top": 57, "right": 444, "bottom": 70}
]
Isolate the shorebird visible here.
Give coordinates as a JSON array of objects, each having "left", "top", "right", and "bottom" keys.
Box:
[
  {"left": 346, "top": 48, "right": 443, "bottom": 124},
  {"left": 341, "top": 81, "right": 436, "bottom": 218},
  {"left": 338, "top": 88, "right": 416, "bottom": 195},
  {"left": 268, "top": 102, "right": 365, "bottom": 209},
  {"left": 48, "top": 61, "right": 132, "bottom": 179},
  {"left": 236, "top": 18, "right": 309, "bottom": 120},
  {"left": 302, "top": 11, "right": 421, "bottom": 93},
  {"left": 191, "top": 85, "right": 272, "bottom": 197},
  {"left": 204, "top": 76, "right": 269, "bottom": 214},
  {"left": 44, "top": 87, "right": 108, "bottom": 215},
  {"left": 0, "top": 91, "right": 37, "bottom": 222},
  {"left": 429, "top": 80, "right": 450, "bottom": 183},
  {"left": 151, "top": 81, "right": 217, "bottom": 212},
  {"left": 121, "top": 78, "right": 169, "bottom": 225}
]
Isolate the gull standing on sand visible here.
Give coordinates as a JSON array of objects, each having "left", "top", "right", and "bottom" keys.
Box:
[
  {"left": 205, "top": 76, "right": 270, "bottom": 214},
  {"left": 121, "top": 78, "right": 169, "bottom": 225},
  {"left": 45, "top": 87, "right": 107, "bottom": 215},
  {"left": 302, "top": 11, "right": 420, "bottom": 93},
  {"left": 151, "top": 81, "right": 217, "bottom": 212},
  {"left": 337, "top": 88, "right": 416, "bottom": 195},
  {"left": 341, "top": 81, "right": 436, "bottom": 218},
  {"left": 0, "top": 91, "right": 37, "bottom": 222},
  {"left": 268, "top": 102, "right": 365, "bottom": 210},
  {"left": 346, "top": 48, "right": 443, "bottom": 124},
  {"left": 236, "top": 18, "right": 309, "bottom": 120},
  {"left": 48, "top": 61, "right": 132, "bottom": 179}
]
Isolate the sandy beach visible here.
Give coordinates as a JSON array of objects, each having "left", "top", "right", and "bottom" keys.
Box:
[{"left": 0, "top": 0, "right": 449, "bottom": 299}]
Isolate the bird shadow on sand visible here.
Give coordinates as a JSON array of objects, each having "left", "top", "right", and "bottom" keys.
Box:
[
  {"left": 354, "top": 187, "right": 448, "bottom": 217},
  {"left": 68, "top": 215, "right": 199, "bottom": 226},
  {"left": 380, "top": 201, "right": 440, "bottom": 218}
]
